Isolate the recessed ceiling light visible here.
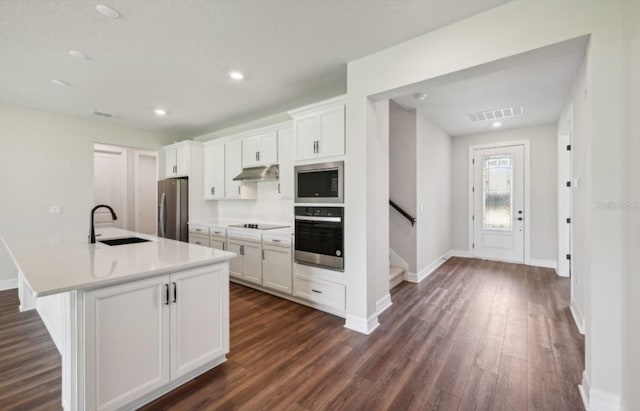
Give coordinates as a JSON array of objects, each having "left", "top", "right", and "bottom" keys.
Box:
[
  {"left": 492, "top": 121, "right": 502, "bottom": 128},
  {"left": 51, "top": 79, "right": 69, "bottom": 86},
  {"left": 154, "top": 108, "right": 167, "bottom": 116},
  {"left": 228, "top": 71, "right": 244, "bottom": 80},
  {"left": 96, "top": 4, "right": 120, "bottom": 18},
  {"left": 414, "top": 92, "right": 427, "bottom": 101},
  {"left": 69, "top": 50, "right": 89, "bottom": 60}
]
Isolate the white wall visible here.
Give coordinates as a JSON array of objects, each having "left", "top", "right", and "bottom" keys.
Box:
[
  {"left": 559, "top": 57, "right": 588, "bottom": 332},
  {"left": 451, "top": 125, "right": 558, "bottom": 263},
  {"left": 0, "top": 103, "right": 175, "bottom": 282},
  {"left": 389, "top": 101, "right": 417, "bottom": 272},
  {"left": 346, "top": 0, "right": 625, "bottom": 403},
  {"left": 416, "top": 109, "right": 452, "bottom": 272},
  {"left": 216, "top": 182, "right": 293, "bottom": 225},
  {"left": 622, "top": 0, "right": 640, "bottom": 410}
]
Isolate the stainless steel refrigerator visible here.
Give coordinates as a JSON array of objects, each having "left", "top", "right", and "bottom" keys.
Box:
[{"left": 157, "top": 178, "right": 188, "bottom": 242}]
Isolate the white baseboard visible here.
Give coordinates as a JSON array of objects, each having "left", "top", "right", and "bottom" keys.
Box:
[
  {"left": 0, "top": 278, "right": 18, "bottom": 291},
  {"left": 528, "top": 258, "right": 558, "bottom": 271},
  {"left": 389, "top": 248, "right": 409, "bottom": 271},
  {"left": 450, "top": 249, "right": 472, "bottom": 258},
  {"left": 405, "top": 251, "right": 450, "bottom": 283},
  {"left": 580, "top": 371, "right": 621, "bottom": 411},
  {"left": 345, "top": 313, "right": 379, "bottom": 335},
  {"left": 376, "top": 293, "right": 392, "bottom": 316},
  {"left": 570, "top": 300, "right": 585, "bottom": 335}
]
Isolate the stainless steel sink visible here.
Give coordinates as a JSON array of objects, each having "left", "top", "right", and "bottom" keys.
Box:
[{"left": 98, "top": 237, "right": 151, "bottom": 246}]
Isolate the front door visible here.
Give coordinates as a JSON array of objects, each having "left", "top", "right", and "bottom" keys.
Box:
[{"left": 472, "top": 144, "right": 525, "bottom": 263}]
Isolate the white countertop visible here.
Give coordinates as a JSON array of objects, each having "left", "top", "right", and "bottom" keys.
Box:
[{"left": 2, "top": 227, "right": 235, "bottom": 298}]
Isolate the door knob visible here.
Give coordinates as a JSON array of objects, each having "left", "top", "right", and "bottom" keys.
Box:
[{"left": 517, "top": 217, "right": 523, "bottom": 221}]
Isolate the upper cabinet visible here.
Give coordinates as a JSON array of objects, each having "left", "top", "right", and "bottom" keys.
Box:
[
  {"left": 277, "top": 127, "right": 294, "bottom": 200},
  {"left": 225, "top": 140, "right": 257, "bottom": 200},
  {"left": 164, "top": 141, "right": 201, "bottom": 178},
  {"left": 289, "top": 96, "right": 346, "bottom": 161},
  {"left": 242, "top": 131, "right": 278, "bottom": 167},
  {"left": 203, "top": 143, "right": 225, "bottom": 200}
]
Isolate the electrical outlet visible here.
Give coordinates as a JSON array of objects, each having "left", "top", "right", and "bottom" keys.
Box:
[{"left": 49, "top": 205, "right": 63, "bottom": 214}]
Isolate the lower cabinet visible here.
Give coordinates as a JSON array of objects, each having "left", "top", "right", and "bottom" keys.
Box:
[
  {"left": 262, "top": 244, "right": 292, "bottom": 294},
  {"left": 83, "top": 265, "right": 229, "bottom": 411},
  {"left": 209, "top": 236, "right": 226, "bottom": 251},
  {"left": 189, "top": 233, "right": 210, "bottom": 247},
  {"left": 227, "top": 239, "right": 262, "bottom": 284},
  {"left": 293, "top": 274, "right": 345, "bottom": 312}
]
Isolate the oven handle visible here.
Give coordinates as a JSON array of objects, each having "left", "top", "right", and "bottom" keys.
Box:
[{"left": 295, "top": 216, "right": 342, "bottom": 223}]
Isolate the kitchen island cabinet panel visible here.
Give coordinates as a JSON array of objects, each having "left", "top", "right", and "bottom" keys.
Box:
[
  {"left": 171, "top": 266, "right": 229, "bottom": 379},
  {"left": 84, "top": 276, "right": 171, "bottom": 411}
]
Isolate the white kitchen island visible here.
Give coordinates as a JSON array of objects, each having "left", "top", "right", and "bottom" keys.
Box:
[{"left": 2, "top": 228, "right": 235, "bottom": 411}]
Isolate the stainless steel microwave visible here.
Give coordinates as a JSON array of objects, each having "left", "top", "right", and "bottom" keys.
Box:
[{"left": 294, "top": 161, "right": 344, "bottom": 203}]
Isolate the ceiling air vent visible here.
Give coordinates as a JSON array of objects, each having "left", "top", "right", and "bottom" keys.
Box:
[
  {"left": 467, "top": 105, "right": 524, "bottom": 123},
  {"left": 92, "top": 110, "right": 116, "bottom": 118}
]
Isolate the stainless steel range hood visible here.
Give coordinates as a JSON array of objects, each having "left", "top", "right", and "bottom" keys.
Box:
[{"left": 233, "top": 164, "right": 279, "bottom": 182}]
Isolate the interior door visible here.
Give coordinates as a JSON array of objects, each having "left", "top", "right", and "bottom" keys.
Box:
[
  {"left": 473, "top": 145, "right": 525, "bottom": 263},
  {"left": 94, "top": 144, "right": 127, "bottom": 229}
]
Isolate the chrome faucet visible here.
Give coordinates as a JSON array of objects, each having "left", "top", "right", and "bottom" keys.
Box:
[{"left": 89, "top": 204, "right": 118, "bottom": 244}]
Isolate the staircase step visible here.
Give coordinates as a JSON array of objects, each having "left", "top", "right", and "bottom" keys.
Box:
[{"left": 390, "top": 265, "right": 405, "bottom": 289}]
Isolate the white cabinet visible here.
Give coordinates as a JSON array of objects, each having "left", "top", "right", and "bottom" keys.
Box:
[
  {"left": 293, "top": 274, "right": 345, "bottom": 312},
  {"left": 165, "top": 143, "right": 191, "bottom": 178},
  {"left": 290, "top": 96, "right": 345, "bottom": 161},
  {"left": 262, "top": 244, "right": 292, "bottom": 294},
  {"left": 189, "top": 233, "right": 209, "bottom": 247},
  {"left": 227, "top": 239, "right": 262, "bottom": 284},
  {"left": 225, "top": 140, "right": 257, "bottom": 200},
  {"left": 84, "top": 276, "right": 170, "bottom": 411},
  {"left": 242, "top": 131, "right": 278, "bottom": 167},
  {"left": 170, "top": 267, "right": 229, "bottom": 379},
  {"left": 210, "top": 236, "right": 226, "bottom": 251},
  {"left": 83, "top": 265, "right": 229, "bottom": 411},
  {"left": 203, "top": 144, "right": 225, "bottom": 200},
  {"left": 276, "top": 128, "right": 294, "bottom": 199},
  {"left": 210, "top": 227, "right": 227, "bottom": 251}
]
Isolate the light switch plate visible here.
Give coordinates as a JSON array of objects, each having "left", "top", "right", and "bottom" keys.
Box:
[{"left": 49, "top": 205, "right": 63, "bottom": 214}]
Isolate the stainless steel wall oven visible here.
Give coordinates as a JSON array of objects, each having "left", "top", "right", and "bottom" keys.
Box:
[{"left": 294, "top": 206, "right": 344, "bottom": 271}]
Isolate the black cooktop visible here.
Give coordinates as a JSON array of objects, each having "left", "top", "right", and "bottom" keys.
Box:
[{"left": 228, "top": 223, "right": 290, "bottom": 230}]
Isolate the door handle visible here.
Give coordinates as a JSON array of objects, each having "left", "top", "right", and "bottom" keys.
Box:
[
  {"left": 211, "top": 187, "right": 215, "bottom": 195},
  {"left": 517, "top": 217, "right": 523, "bottom": 221},
  {"left": 238, "top": 185, "right": 241, "bottom": 195},
  {"left": 165, "top": 284, "right": 170, "bottom": 305},
  {"left": 172, "top": 282, "right": 177, "bottom": 303},
  {"left": 240, "top": 245, "right": 244, "bottom": 255},
  {"left": 262, "top": 249, "right": 265, "bottom": 260}
]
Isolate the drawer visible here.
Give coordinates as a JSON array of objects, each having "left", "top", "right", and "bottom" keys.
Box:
[
  {"left": 262, "top": 234, "right": 292, "bottom": 247},
  {"left": 293, "top": 275, "right": 345, "bottom": 312},
  {"left": 189, "top": 225, "right": 209, "bottom": 235},
  {"left": 189, "top": 234, "right": 210, "bottom": 247}
]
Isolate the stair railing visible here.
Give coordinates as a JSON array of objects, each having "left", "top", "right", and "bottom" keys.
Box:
[{"left": 389, "top": 200, "right": 416, "bottom": 226}]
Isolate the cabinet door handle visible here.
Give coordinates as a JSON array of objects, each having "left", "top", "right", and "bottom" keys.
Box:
[
  {"left": 311, "top": 289, "right": 322, "bottom": 294},
  {"left": 262, "top": 249, "right": 265, "bottom": 260},
  {"left": 315, "top": 140, "right": 319, "bottom": 153},
  {"left": 165, "top": 284, "right": 170, "bottom": 305},
  {"left": 211, "top": 187, "right": 215, "bottom": 195},
  {"left": 172, "top": 282, "right": 177, "bottom": 303},
  {"left": 222, "top": 242, "right": 226, "bottom": 251},
  {"left": 240, "top": 245, "right": 244, "bottom": 255},
  {"left": 278, "top": 183, "right": 281, "bottom": 193},
  {"left": 256, "top": 152, "right": 259, "bottom": 161},
  {"left": 272, "top": 239, "right": 282, "bottom": 243},
  {"left": 313, "top": 141, "right": 317, "bottom": 153},
  {"left": 257, "top": 151, "right": 260, "bottom": 162},
  {"left": 238, "top": 185, "right": 241, "bottom": 195}
]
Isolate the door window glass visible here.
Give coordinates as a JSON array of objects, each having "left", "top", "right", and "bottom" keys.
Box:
[{"left": 483, "top": 154, "right": 513, "bottom": 230}]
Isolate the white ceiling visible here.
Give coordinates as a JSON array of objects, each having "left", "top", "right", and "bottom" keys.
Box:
[
  {"left": 392, "top": 38, "right": 587, "bottom": 136},
  {"left": 0, "top": 0, "right": 508, "bottom": 137}
]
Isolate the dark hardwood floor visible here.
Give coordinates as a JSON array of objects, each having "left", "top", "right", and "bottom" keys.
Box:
[{"left": 0, "top": 257, "right": 585, "bottom": 410}]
